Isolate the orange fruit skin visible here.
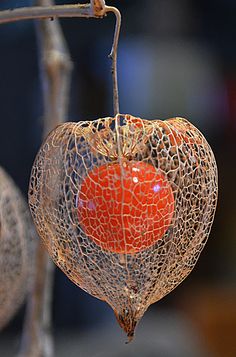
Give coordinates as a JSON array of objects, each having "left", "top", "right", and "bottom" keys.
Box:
[{"left": 77, "top": 161, "right": 175, "bottom": 254}]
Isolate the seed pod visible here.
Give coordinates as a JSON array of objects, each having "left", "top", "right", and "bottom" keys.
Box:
[
  {"left": 28, "top": 114, "right": 218, "bottom": 341},
  {"left": 0, "top": 167, "right": 34, "bottom": 330}
]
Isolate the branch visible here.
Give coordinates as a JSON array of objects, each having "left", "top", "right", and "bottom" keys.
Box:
[
  {"left": 0, "top": 4, "right": 104, "bottom": 24},
  {"left": 19, "top": 1, "right": 73, "bottom": 357},
  {"left": 18, "top": 246, "right": 53, "bottom": 357},
  {"left": 37, "top": 1, "right": 73, "bottom": 129},
  {"left": 0, "top": 1, "right": 121, "bottom": 116}
]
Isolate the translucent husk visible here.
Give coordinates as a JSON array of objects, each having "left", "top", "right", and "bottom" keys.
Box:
[
  {"left": 0, "top": 167, "right": 34, "bottom": 330},
  {"left": 28, "top": 114, "right": 218, "bottom": 339}
]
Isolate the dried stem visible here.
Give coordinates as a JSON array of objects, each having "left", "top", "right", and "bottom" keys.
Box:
[
  {"left": 106, "top": 6, "right": 121, "bottom": 115},
  {"left": 18, "top": 246, "right": 53, "bottom": 357},
  {"left": 0, "top": 4, "right": 103, "bottom": 24},
  {"left": 37, "top": 1, "right": 73, "bottom": 129},
  {"left": 19, "top": 1, "right": 73, "bottom": 357}
]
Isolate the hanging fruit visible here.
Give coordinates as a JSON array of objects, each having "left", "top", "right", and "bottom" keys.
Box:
[
  {"left": 28, "top": 114, "right": 218, "bottom": 340},
  {"left": 0, "top": 167, "right": 34, "bottom": 330}
]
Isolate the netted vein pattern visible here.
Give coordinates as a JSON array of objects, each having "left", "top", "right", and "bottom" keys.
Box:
[
  {"left": 28, "top": 115, "right": 218, "bottom": 339},
  {"left": 0, "top": 167, "right": 34, "bottom": 330}
]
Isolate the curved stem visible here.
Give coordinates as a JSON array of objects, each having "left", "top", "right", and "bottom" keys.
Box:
[{"left": 105, "top": 6, "right": 121, "bottom": 116}]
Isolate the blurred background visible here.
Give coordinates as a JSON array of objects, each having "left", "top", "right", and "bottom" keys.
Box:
[{"left": 0, "top": 0, "right": 235, "bottom": 356}]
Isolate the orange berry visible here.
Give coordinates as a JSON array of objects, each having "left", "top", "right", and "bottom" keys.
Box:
[{"left": 77, "top": 161, "right": 174, "bottom": 254}]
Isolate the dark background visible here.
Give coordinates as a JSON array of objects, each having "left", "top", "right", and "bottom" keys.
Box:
[{"left": 0, "top": 1, "right": 235, "bottom": 356}]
